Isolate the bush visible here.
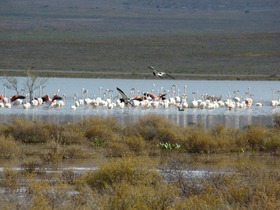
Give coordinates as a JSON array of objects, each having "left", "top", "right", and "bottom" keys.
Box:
[
  {"left": 0, "top": 135, "right": 18, "bottom": 159},
  {"left": 63, "top": 145, "right": 95, "bottom": 159},
  {"left": 238, "top": 126, "right": 267, "bottom": 151},
  {"left": 82, "top": 116, "right": 121, "bottom": 144},
  {"left": 106, "top": 138, "right": 130, "bottom": 157},
  {"left": 0, "top": 116, "right": 280, "bottom": 209},
  {"left": 185, "top": 129, "right": 218, "bottom": 154},
  {"left": 57, "top": 123, "right": 86, "bottom": 145},
  {"left": 78, "top": 156, "right": 179, "bottom": 209},
  {"left": 1, "top": 118, "right": 53, "bottom": 143},
  {"left": 264, "top": 129, "right": 280, "bottom": 154},
  {"left": 124, "top": 136, "right": 148, "bottom": 155},
  {"left": 273, "top": 114, "right": 280, "bottom": 127},
  {"left": 0, "top": 169, "right": 21, "bottom": 193},
  {"left": 81, "top": 156, "right": 160, "bottom": 192},
  {"left": 135, "top": 114, "right": 179, "bottom": 143}
]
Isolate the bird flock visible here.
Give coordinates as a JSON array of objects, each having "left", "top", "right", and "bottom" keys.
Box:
[
  {"left": 0, "top": 67, "right": 278, "bottom": 111},
  {"left": 0, "top": 84, "right": 279, "bottom": 112},
  {"left": 0, "top": 93, "right": 65, "bottom": 109}
]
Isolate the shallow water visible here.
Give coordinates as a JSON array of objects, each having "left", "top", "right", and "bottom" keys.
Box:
[{"left": 0, "top": 77, "right": 279, "bottom": 128}]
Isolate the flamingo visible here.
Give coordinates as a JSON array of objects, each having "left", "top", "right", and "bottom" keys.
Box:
[
  {"left": 255, "top": 98, "right": 263, "bottom": 107},
  {"left": 2, "top": 87, "right": 9, "bottom": 103},
  {"left": 5, "top": 98, "right": 11, "bottom": 109},
  {"left": 151, "top": 101, "right": 159, "bottom": 108},
  {"left": 190, "top": 91, "right": 198, "bottom": 108},
  {"left": 148, "top": 66, "right": 175, "bottom": 79},
  {"left": 233, "top": 90, "right": 240, "bottom": 103},
  {"left": 23, "top": 101, "right": 31, "bottom": 109},
  {"left": 271, "top": 100, "right": 279, "bottom": 107},
  {"left": 31, "top": 98, "right": 39, "bottom": 107},
  {"left": 107, "top": 102, "right": 115, "bottom": 109},
  {"left": 143, "top": 92, "right": 156, "bottom": 100},
  {"left": 10, "top": 94, "right": 26, "bottom": 106},
  {"left": 163, "top": 100, "right": 169, "bottom": 109},
  {"left": 71, "top": 93, "right": 80, "bottom": 108},
  {"left": 271, "top": 90, "right": 279, "bottom": 107},
  {"left": 41, "top": 94, "right": 51, "bottom": 103},
  {"left": 0, "top": 95, "right": 5, "bottom": 108},
  {"left": 245, "top": 97, "right": 253, "bottom": 107},
  {"left": 91, "top": 98, "right": 101, "bottom": 108},
  {"left": 52, "top": 94, "right": 63, "bottom": 102},
  {"left": 48, "top": 94, "right": 65, "bottom": 108},
  {"left": 116, "top": 87, "right": 131, "bottom": 105},
  {"left": 199, "top": 101, "right": 207, "bottom": 109},
  {"left": 116, "top": 99, "right": 125, "bottom": 109},
  {"left": 225, "top": 94, "right": 235, "bottom": 110},
  {"left": 181, "top": 98, "right": 188, "bottom": 109},
  {"left": 245, "top": 87, "right": 253, "bottom": 107},
  {"left": 217, "top": 100, "right": 225, "bottom": 107},
  {"left": 81, "top": 88, "right": 93, "bottom": 105},
  {"left": 70, "top": 93, "right": 79, "bottom": 110}
]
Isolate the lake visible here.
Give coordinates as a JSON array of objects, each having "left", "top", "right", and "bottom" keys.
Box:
[{"left": 0, "top": 77, "right": 279, "bottom": 128}]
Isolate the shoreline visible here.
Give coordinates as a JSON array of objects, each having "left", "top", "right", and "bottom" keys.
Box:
[{"left": 1, "top": 69, "right": 279, "bottom": 81}]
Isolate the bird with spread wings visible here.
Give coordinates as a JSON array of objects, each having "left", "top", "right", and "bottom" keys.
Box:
[
  {"left": 116, "top": 87, "right": 131, "bottom": 105},
  {"left": 148, "top": 66, "right": 175, "bottom": 79}
]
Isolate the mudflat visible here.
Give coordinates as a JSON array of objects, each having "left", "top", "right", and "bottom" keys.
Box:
[{"left": 0, "top": 0, "right": 279, "bottom": 80}]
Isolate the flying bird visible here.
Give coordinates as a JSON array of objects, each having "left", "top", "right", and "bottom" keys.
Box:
[
  {"left": 116, "top": 87, "right": 131, "bottom": 105},
  {"left": 147, "top": 66, "right": 175, "bottom": 79}
]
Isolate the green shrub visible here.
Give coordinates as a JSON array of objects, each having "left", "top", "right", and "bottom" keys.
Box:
[{"left": 159, "top": 142, "right": 182, "bottom": 150}]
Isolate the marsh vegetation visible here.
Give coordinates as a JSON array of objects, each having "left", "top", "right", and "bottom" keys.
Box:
[{"left": 0, "top": 115, "right": 279, "bottom": 209}]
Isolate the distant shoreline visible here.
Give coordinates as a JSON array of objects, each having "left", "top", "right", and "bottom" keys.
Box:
[{"left": 0, "top": 69, "right": 279, "bottom": 81}]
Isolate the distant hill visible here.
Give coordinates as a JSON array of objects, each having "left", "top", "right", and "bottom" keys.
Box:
[
  {"left": 125, "top": 0, "right": 280, "bottom": 10},
  {"left": 0, "top": 0, "right": 279, "bottom": 33},
  {"left": 0, "top": 0, "right": 279, "bottom": 79},
  {"left": 1, "top": 0, "right": 279, "bottom": 17}
]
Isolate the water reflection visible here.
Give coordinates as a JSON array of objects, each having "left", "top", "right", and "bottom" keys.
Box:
[{"left": 0, "top": 105, "right": 278, "bottom": 128}]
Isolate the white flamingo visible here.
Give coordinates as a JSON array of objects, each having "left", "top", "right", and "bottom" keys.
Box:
[
  {"left": 23, "top": 101, "right": 31, "bottom": 109},
  {"left": 271, "top": 90, "right": 279, "bottom": 107},
  {"left": 190, "top": 91, "right": 198, "bottom": 108}
]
